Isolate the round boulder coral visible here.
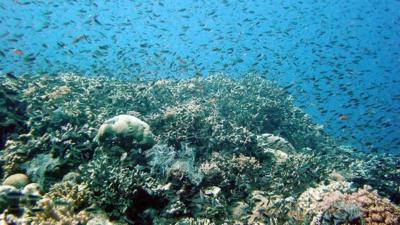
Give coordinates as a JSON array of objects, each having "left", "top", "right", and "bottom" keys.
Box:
[
  {"left": 3, "top": 173, "right": 29, "bottom": 189},
  {"left": 96, "top": 114, "right": 155, "bottom": 150},
  {"left": 22, "top": 183, "right": 41, "bottom": 196}
]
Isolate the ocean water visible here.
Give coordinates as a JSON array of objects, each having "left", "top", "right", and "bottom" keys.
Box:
[
  {"left": 1, "top": 0, "right": 399, "bottom": 154},
  {"left": 0, "top": 1, "right": 400, "bottom": 224}
]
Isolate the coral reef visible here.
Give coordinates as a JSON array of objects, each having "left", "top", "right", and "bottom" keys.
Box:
[
  {"left": 348, "top": 186, "right": 400, "bottom": 225},
  {"left": 200, "top": 152, "right": 262, "bottom": 197},
  {"left": 247, "top": 190, "right": 296, "bottom": 225},
  {"left": 0, "top": 73, "right": 399, "bottom": 224},
  {"left": 81, "top": 153, "right": 164, "bottom": 222},
  {"left": 29, "top": 197, "right": 91, "bottom": 225},
  {"left": 294, "top": 179, "right": 400, "bottom": 225}
]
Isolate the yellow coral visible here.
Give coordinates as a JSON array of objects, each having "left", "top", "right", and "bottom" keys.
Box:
[
  {"left": 31, "top": 197, "right": 90, "bottom": 225},
  {"left": 46, "top": 181, "right": 90, "bottom": 211}
]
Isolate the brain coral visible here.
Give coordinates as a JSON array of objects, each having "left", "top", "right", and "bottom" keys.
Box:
[{"left": 96, "top": 114, "right": 155, "bottom": 150}]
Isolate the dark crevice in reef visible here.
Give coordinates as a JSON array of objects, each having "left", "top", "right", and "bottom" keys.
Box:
[
  {"left": 125, "top": 188, "right": 168, "bottom": 225},
  {"left": 0, "top": 82, "right": 28, "bottom": 149}
]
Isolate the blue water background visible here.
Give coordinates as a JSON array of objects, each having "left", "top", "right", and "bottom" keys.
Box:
[{"left": 0, "top": 0, "right": 399, "bottom": 154}]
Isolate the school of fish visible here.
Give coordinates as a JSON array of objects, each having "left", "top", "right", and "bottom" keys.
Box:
[{"left": 0, "top": 0, "right": 399, "bottom": 154}]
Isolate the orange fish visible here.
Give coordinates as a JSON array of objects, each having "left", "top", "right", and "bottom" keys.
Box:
[
  {"left": 14, "top": 49, "right": 23, "bottom": 55},
  {"left": 339, "top": 115, "right": 349, "bottom": 121}
]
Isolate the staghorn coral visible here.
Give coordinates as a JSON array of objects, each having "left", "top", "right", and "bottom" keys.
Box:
[
  {"left": 348, "top": 153, "right": 400, "bottom": 204},
  {"left": 42, "top": 85, "right": 71, "bottom": 102},
  {"left": 46, "top": 180, "right": 90, "bottom": 211},
  {"left": 30, "top": 197, "right": 91, "bottom": 225},
  {"left": 199, "top": 152, "right": 262, "bottom": 197},
  {"left": 188, "top": 186, "right": 228, "bottom": 220},
  {"left": 259, "top": 151, "right": 330, "bottom": 198},
  {"left": 1, "top": 73, "right": 335, "bottom": 180},
  {"left": 0, "top": 184, "right": 93, "bottom": 225}
]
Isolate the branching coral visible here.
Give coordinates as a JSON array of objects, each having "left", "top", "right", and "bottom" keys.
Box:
[
  {"left": 294, "top": 180, "right": 400, "bottom": 225},
  {"left": 81, "top": 153, "right": 161, "bottom": 219},
  {"left": 294, "top": 179, "right": 354, "bottom": 223},
  {"left": 247, "top": 190, "right": 296, "bottom": 225},
  {"left": 259, "top": 152, "right": 329, "bottom": 197},
  {"left": 347, "top": 186, "right": 400, "bottom": 225},
  {"left": 199, "top": 152, "right": 262, "bottom": 198},
  {"left": 0, "top": 181, "right": 95, "bottom": 225},
  {"left": 30, "top": 197, "right": 91, "bottom": 225},
  {"left": 173, "top": 217, "right": 216, "bottom": 225},
  {"left": 46, "top": 180, "right": 90, "bottom": 211}
]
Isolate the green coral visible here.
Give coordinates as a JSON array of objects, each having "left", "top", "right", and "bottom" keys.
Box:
[{"left": 81, "top": 152, "right": 162, "bottom": 220}]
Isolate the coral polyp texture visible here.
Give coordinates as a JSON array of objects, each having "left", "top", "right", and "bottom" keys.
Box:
[{"left": 0, "top": 73, "right": 398, "bottom": 224}]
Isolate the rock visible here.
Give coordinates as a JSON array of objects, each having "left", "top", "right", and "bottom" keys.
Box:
[
  {"left": 96, "top": 115, "right": 155, "bottom": 150},
  {"left": 257, "top": 133, "right": 295, "bottom": 153},
  {"left": 22, "top": 183, "right": 41, "bottom": 196},
  {"left": 3, "top": 173, "right": 29, "bottom": 189}
]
